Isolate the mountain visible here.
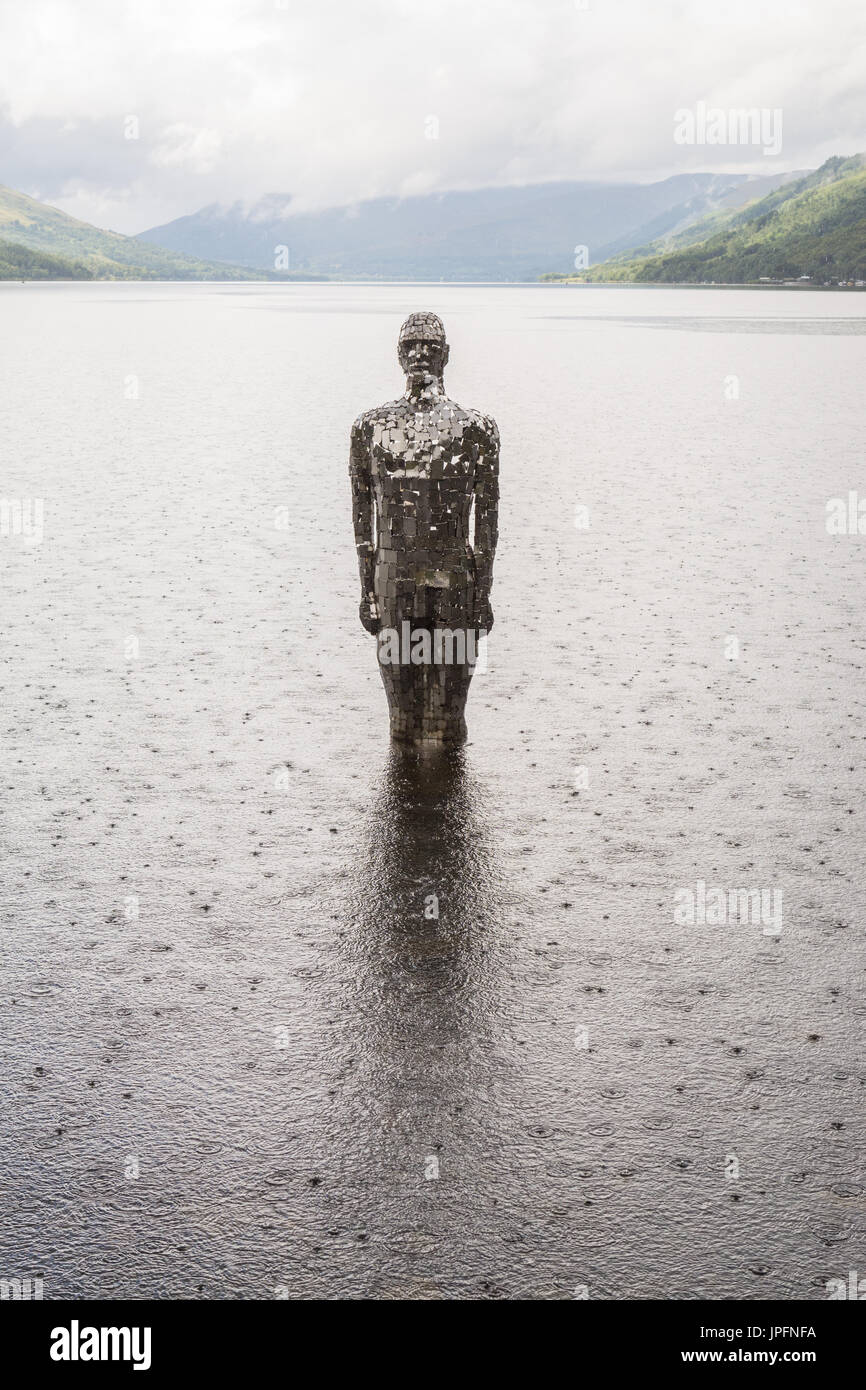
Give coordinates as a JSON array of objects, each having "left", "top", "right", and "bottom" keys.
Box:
[
  {"left": 139, "top": 173, "right": 799, "bottom": 281},
  {"left": 0, "top": 185, "right": 311, "bottom": 280},
  {"left": 547, "top": 155, "right": 866, "bottom": 285}
]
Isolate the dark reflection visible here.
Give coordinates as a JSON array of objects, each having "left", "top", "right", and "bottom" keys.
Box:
[{"left": 342, "top": 745, "right": 510, "bottom": 1155}]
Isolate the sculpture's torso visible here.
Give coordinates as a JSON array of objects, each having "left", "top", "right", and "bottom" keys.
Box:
[{"left": 354, "top": 395, "right": 494, "bottom": 565}]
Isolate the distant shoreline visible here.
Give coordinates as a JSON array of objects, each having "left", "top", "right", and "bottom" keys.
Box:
[
  {"left": 541, "top": 279, "right": 866, "bottom": 290},
  {"left": 2, "top": 277, "right": 866, "bottom": 290}
]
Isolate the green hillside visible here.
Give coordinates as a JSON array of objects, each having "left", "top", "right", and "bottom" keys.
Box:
[
  {"left": 0, "top": 238, "right": 94, "bottom": 280},
  {"left": 544, "top": 155, "right": 866, "bottom": 285},
  {"left": 0, "top": 184, "right": 306, "bottom": 280}
]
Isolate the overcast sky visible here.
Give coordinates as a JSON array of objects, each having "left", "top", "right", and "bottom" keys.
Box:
[{"left": 1, "top": 0, "right": 864, "bottom": 234}]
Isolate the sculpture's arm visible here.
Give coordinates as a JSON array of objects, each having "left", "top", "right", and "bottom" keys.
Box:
[
  {"left": 349, "top": 419, "right": 380, "bottom": 633},
  {"left": 473, "top": 416, "right": 500, "bottom": 630}
]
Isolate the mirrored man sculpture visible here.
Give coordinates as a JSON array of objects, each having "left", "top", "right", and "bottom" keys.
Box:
[{"left": 350, "top": 313, "right": 500, "bottom": 748}]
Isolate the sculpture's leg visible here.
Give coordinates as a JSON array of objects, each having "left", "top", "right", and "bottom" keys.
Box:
[
  {"left": 421, "top": 572, "right": 475, "bottom": 748},
  {"left": 376, "top": 563, "right": 478, "bottom": 748},
  {"left": 375, "top": 576, "right": 418, "bottom": 746}
]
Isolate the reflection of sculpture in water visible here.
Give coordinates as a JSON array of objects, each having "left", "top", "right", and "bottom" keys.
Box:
[
  {"left": 350, "top": 313, "right": 500, "bottom": 748},
  {"left": 346, "top": 745, "right": 501, "bottom": 1087},
  {"left": 337, "top": 747, "right": 511, "bottom": 1299},
  {"left": 353, "top": 746, "right": 497, "bottom": 940}
]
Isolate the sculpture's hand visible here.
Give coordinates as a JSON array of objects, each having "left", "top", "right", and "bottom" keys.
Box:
[{"left": 359, "top": 595, "right": 381, "bottom": 635}]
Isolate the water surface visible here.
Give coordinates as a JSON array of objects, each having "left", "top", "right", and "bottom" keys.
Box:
[{"left": 0, "top": 283, "right": 863, "bottom": 1298}]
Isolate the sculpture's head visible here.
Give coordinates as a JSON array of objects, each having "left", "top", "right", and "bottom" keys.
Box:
[{"left": 398, "top": 312, "right": 449, "bottom": 387}]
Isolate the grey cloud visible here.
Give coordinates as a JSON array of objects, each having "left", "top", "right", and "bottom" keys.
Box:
[{"left": 0, "top": 0, "right": 864, "bottom": 233}]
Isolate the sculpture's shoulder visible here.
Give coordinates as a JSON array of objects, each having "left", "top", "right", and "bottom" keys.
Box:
[
  {"left": 424, "top": 396, "right": 498, "bottom": 442},
  {"left": 351, "top": 399, "right": 406, "bottom": 440},
  {"left": 462, "top": 404, "right": 500, "bottom": 450}
]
